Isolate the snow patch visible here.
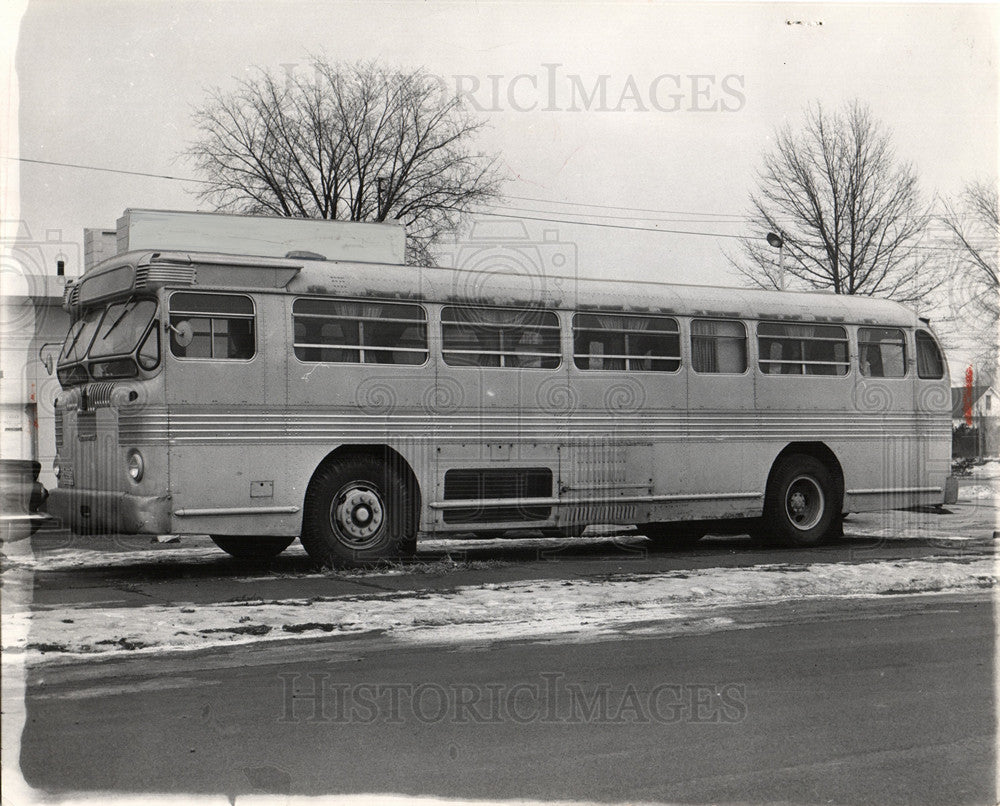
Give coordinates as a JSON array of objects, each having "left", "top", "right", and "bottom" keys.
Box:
[{"left": 6, "top": 556, "right": 994, "bottom": 662}]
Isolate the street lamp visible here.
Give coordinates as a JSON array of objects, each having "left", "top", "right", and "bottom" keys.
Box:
[{"left": 766, "top": 232, "right": 784, "bottom": 291}]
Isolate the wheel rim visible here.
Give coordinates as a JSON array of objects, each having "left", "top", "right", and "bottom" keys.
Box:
[
  {"left": 784, "top": 475, "right": 825, "bottom": 531},
  {"left": 330, "top": 482, "right": 385, "bottom": 550}
]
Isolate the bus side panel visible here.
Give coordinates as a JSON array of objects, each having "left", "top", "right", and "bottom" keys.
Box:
[{"left": 647, "top": 322, "right": 760, "bottom": 522}]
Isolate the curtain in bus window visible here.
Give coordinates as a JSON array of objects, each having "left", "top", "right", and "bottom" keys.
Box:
[
  {"left": 691, "top": 320, "right": 746, "bottom": 373},
  {"left": 391, "top": 325, "right": 427, "bottom": 365},
  {"left": 508, "top": 310, "right": 559, "bottom": 369},
  {"left": 442, "top": 306, "right": 557, "bottom": 368},
  {"left": 916, "top": 330, "right": 945, "bottom": 379},
  {"left": 859, "top": 327, "right": 906, "bottom": 378},
  {"left": 803, "top": 325, "right": 848, "bottom": 375},
  {"left": 758, "top": 322, "right": 847, "bottom": 376},
  {"left": 574, "top": 313, "right": 678, "bottom": 371},
  {"left": 577, "top": 314, "right": 626, "bottom": 370},
  {"left": 293, "top": 299, "right": 426, "bottom": 365},
  {"left": 442, "top": 308, "right": 500, "bottom": 367},
  {"left": 602, "top": 315, "right": 649, "bottom": 369}
]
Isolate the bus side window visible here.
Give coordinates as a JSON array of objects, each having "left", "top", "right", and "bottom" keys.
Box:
[
  {"left": 391, "top": 325, "right": 427, "bottom": 365},
  {"left": 442, "top": 306, "right": 559, "bottom": 369},
  {"left": 292, "top": 299, "right": 426, "bottom": 364},
  {"left": 757, "top": 322, "right": 848, "bottom": 376},
  {"left": 691, "top": 319, "right": 747, "bottom": 374},
  {"left": 169, "top": 293, "right": 256, "bottom": 360},
  {"left": 916, "top": 330, "right": 945, "bottom": 379},
  {"left": 858, "top": 327, "right": 906, "bottom": 378},
  {"left": 573, "top": 313, "right": 679, "bottom": 372}
]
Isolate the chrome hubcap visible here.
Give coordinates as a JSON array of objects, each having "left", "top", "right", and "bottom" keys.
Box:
[
  {"left": 331, "top": 484, "right": 385, "bottom": 548},
  {"left": 785, "top": 475, "right": 824, "bottom": 531}
]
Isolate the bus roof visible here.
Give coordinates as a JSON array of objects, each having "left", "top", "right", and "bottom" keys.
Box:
[
  {"left": 75, "top": 249, "right": 923, "bottom": 327},
  {"left": 285, "top": 254, "right": 922, "bottom": 328}
]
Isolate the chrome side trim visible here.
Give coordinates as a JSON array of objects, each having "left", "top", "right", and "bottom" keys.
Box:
[
  {"left": 174, "top": 505, "right": 300, "bottom": 517},
  {"left": 845, "top": 486, "right": 942, "bottom": 495},
  {"left": 430, "top": 491, "right": 763, "bottom": 509}
]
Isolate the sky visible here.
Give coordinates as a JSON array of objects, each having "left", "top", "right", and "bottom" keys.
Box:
[{"left": 3, "top": 1, "right": 998, "bottom": 364}]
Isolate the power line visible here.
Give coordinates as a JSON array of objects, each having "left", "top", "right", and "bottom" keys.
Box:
[
  {"left": 476, "top": 211, "right": 749, "bottom": 240},
  {"left": 505, "top": 193, "right": 747, "bottom": 219},
  {"left": 6, "top": 155, "right": 990, "bottom": 245},
  {"left": 2, "top": 155, "right": 212, "bottom": 184},
  {"left": 483, "top": 203, "right": 747, "bottom": 225}
]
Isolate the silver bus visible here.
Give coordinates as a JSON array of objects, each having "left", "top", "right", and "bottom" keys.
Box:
[{"left": 47, "top": 249, "right": 957, "bottom": 565}]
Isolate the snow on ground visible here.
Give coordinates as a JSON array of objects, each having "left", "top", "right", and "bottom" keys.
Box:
[
  {"left": 961, "top": 484, "right": 997, "bottom": 500},
  {"left": 3, "top": 554, "right": 994, "bottom": 662},
  {"left": 966, "top": 458, "right": 1000, "bottom": 481},
  {"left": 4, "top": 478, "right": 994, "bottom": 662}
]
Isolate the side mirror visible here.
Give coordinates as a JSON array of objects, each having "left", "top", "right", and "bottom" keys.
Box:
[
  {"left": 168, "top": 320, "right": 194, "bottom": 348},
  {"left": 37, "top": 342, "right": 59, "bottom": 376}
]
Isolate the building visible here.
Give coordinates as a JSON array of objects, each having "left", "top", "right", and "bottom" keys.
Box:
[{"left": 951, "top": 382, "right": 998, "bottom": 458}]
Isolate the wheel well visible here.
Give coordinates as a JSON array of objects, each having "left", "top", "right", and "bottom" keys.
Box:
[
  {"left": 308, "top": 445, "right": 421, "bottom": 527},
  {"left": 767, "top": 442, "right": 845, "bottom": 506}
]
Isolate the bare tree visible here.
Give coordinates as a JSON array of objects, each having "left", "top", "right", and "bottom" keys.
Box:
[
  {"left": 185, "top": 60, "right": 505, "bottom": 263},
  {"left": 938, "top": 179, "right": 998, "bottom": 321},
  {"left": 732, "top": 102, "right": 935, "bottom": 302},
  {"left": 937, "top": 179, "right": 998, "bottom": 383}
]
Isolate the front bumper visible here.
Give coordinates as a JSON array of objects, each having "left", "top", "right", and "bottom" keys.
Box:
[{"left": 47, "top": 488, "right": 171, "bottom": 535}]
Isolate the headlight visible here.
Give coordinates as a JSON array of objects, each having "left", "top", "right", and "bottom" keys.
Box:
[
  {"left": 126, "top": 449, "right": 144, "bottom": 482},
  {"left": 53, "top": 456, "right": 61, "bottom": 479}
]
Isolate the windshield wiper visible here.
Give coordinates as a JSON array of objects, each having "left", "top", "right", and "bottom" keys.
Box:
[
  {"left": 63, "top": 325, "right": 84, "bottom": 358},
  {"left": 101, "top": 299, "right": 137, "bottom": 341}
]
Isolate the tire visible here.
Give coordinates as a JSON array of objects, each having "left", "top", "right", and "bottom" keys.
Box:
[
  {"left": 639, "top": 522, "right": 705, "bottom": 549},
  {"left": 762, "top": 454, "right": 838, "bottom": 547},
  {"left": 210, "top": 535, "right": 295, "bottom": 559},
  {"left": 300, "top": 455, "right": 416, "bottom": 568}
]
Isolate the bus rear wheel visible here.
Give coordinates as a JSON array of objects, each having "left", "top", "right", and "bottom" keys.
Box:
[
  {"left": 763, "top": 454, "right": 837, "bottom": 547},
  {"left": 210, "top": 535, "right": 295, "bottom": 559},
  {"left": 301, "top": 455, "right": 416, "bottom": 568}
]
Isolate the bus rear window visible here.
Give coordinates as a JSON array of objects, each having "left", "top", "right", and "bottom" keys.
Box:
[
  {"left": 859, "top": 327, "right": 906, "bottom": 378},
  {"left": 758, "top": 322, "right": 848, "bottom": 376},
  {"left": 293, "top": 299, "right": 427, "bottom": 365},
  {"left": 170, "top": 293, "right": 255, "bottom": 360},
  {"left": 916, "top": 330, "right": 945, "bottom": 379},
  {"left": 573, "top": 313, "right": 680, "bottom": 372},
  {"left": 442, "top": 307, "right": 560, "bottom": 369}
]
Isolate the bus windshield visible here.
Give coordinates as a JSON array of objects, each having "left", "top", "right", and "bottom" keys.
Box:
[{"left": 57, "top": 298, "right": 159, "bottom": 386}]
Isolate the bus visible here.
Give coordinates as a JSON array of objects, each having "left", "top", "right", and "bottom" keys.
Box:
[{"left": 46, "top": 246, "right": 957, "bottom": 566}]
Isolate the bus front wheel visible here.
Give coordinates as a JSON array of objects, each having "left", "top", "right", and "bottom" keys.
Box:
[
  {"left": 210, "top": 535, "right": 295, "bottom": 559},
  {"left": 763, "top": 454, "right": 837, "bottom": 547},
  {"left": 301, "top": 455, "right": 416, "bottom": 568}
]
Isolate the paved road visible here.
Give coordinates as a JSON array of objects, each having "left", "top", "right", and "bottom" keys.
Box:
[{"left": 17, "top": 593, "right": 995, "bottom": 804}]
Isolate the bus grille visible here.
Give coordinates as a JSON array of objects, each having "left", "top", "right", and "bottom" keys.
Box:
[
  {"left": 86, "top": 382, "right": 117, "bottom": 409},
  {"left": 442, "top": 467, "right": 552, "bottom": 524}
]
